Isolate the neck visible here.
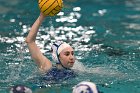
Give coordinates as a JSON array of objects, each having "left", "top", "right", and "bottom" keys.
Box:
[
  {"left": 56, "top": 64, "right": 69, "bottom": 70},
  {"left": 56, "top": 64, "right": 63, "bottom": 69}
]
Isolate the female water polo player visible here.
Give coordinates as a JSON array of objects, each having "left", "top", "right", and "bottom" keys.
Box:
[{"left": 25, "top": 13, "right": 76, "bottom": 81}]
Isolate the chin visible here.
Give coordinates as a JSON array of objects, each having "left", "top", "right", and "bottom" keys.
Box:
[
  {"left": 69, "top": 65, "right": 74, "bottom": 68},
  {"left": 67, "top": 63, "right": 74, "bottom": 68}
]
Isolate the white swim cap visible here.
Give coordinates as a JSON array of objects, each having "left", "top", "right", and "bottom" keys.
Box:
[
  {"left": 72, "top": 81, "right": 98, "bottom": 93},
  {"left": 10, "top": 85, "right": 32, "bottom": 93},
  {"left": 51, "top": 41, "right": 71, "bottom": 64}
]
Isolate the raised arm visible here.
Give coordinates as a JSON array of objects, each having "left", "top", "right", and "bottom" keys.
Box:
[{"left": 25, "top": 13, "right": 52, "bottom": 73}]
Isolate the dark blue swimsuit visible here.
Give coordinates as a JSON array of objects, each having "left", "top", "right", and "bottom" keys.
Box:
[{"left": 41, "top": 67, "right": 77, "bottom": 82}]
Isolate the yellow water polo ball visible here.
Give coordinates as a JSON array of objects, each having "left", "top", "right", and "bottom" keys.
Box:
[{"left": 38, "top": 0, "right": 63, "bottom": 16}]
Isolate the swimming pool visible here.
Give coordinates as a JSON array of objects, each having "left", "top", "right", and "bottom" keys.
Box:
[{"left": 0, "top": 0, "right": 140, "bottom": 93}]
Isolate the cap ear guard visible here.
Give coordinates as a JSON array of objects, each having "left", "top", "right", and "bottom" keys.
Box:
[
  {"left": 9, "top": 85, "right": 32, "bottom": 93},
  {"left": 74, "top": 84, "right": 93, "bottom": 93},
  {"left": 72, "top": 81, "right": 98, "bottom": 93},
  {"left": 51, "top": 41, "right": 62, "bottom": 64}
]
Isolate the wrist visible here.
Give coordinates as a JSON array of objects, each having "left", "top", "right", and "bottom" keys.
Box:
[{"left": 40, "top": 12, "right": 46, "bottom": 19}]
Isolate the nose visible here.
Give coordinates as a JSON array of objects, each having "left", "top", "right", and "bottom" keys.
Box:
[{"left": 69, "top": 54, "right": 74, "bottom": 60}]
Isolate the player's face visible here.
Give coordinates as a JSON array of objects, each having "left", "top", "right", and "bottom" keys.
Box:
[{"left": 59, "top": 47, "right": 75, "bottom": 68}]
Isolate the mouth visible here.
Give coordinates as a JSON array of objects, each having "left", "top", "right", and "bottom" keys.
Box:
[{"left": 69, "top": 62, "right": 74, "bottom": 64}]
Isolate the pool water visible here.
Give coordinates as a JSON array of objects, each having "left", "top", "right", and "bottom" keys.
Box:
[{"left": 0, "top": 0, "right": 140, "bottom": 93}]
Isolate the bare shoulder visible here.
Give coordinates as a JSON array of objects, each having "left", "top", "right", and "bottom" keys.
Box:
[{"left": 38, "top": 56, "right": 52, "bottom": 73}]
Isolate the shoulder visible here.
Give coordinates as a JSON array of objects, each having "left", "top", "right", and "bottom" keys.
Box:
[{"left": 39, "top": 61, "right": 53, "bottom": 73}]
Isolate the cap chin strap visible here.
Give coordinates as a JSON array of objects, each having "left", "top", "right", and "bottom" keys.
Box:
[{"left": 53, "top": 43, "right": 69, "bottom": 70}]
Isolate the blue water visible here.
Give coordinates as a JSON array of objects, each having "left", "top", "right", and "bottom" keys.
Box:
[{"left": 0, "top": 0, "right": 140, "bottom": 93}]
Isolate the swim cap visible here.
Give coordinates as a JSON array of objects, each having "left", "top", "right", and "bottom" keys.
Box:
[
  {"left": 10, "top": 85, "right": 32, "bottom": 93},
  {"left": 72, "top": 81, "right": 98, "bottom": 93},
  {"left": 51, "top": 41, "right": 71, "bottom": 64}
]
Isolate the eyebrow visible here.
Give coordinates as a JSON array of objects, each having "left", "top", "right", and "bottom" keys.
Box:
[{"left": 64, "top": 51, "right": 74, "bottom": 53}]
